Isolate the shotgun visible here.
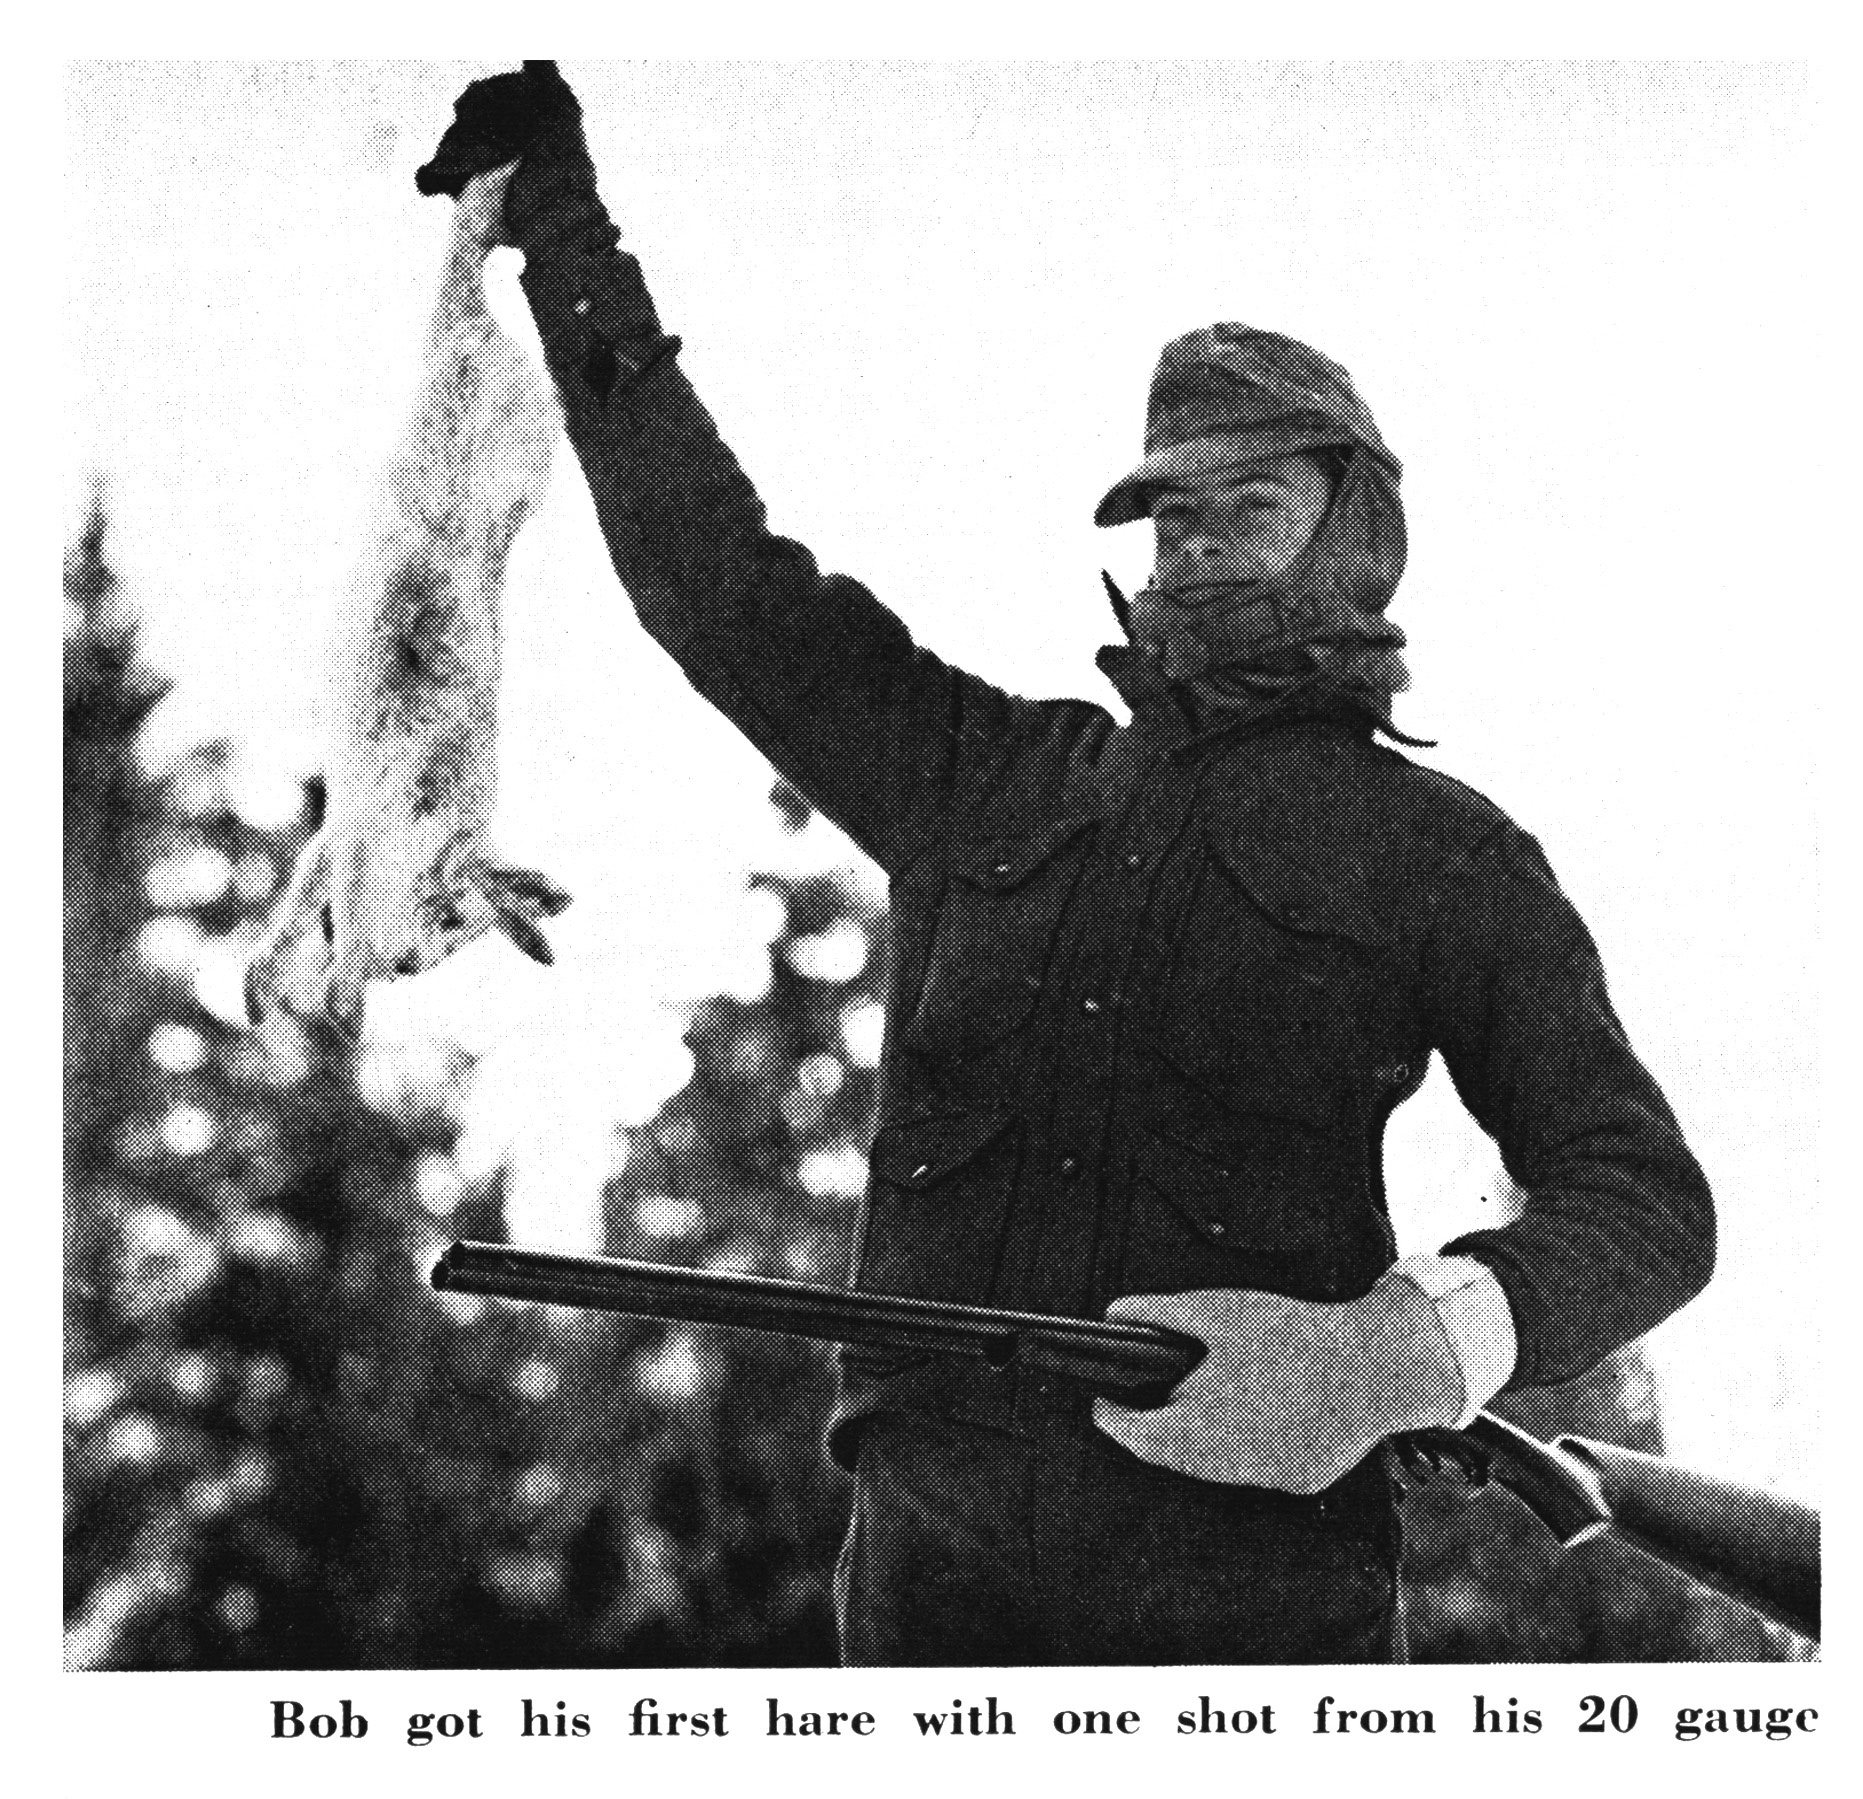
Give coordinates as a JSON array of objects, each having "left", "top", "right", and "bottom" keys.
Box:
[{"left": 432, "top": 1239, "right": 1817, "bottom": 1639}]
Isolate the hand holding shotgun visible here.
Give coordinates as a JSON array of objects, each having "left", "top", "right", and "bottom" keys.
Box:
[{"left": 1090, "top": 1281, "right": 1479, "bottom": 1497}]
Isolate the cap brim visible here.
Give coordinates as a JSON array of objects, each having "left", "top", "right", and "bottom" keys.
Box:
[{"left": 1094, "top": 422, "right": 1356, "bottom": 527}]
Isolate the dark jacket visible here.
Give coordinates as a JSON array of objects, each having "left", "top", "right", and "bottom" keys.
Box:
[{"left": 516, "top": 212, "right": 1715, "bottom": 1485}]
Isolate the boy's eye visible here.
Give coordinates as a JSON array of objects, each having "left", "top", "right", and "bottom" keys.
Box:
[{"left": 1230, "top": 491, "right": 1282, "bottom": 516}]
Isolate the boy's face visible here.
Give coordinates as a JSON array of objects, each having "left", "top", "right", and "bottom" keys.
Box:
[{"left": 1149, "top": 452, "right": 1332, "bottom": 597}]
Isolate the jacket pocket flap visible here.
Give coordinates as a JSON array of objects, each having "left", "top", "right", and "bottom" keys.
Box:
[
  {"left": 1203, "top": 827, "right": 1394, "bottom": 949},
  {"left": 952, "top": 815, "right": 1098, "bottom": 891},
  {"left": 869, "top": 1109, "right": 1018, "bottom": 1192},
  {"left": 1137, "top": 1125, "right": 1254, "bottom": 1248}
]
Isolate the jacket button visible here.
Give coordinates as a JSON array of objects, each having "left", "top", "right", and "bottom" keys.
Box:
[
  {"left": 1124, "top": 851, "right": 1144, "bottom": 871},
  {"left": 1207, "top": 1220, "right": 1228, "bottom": 1237},
  {"left": 1081, "top": 996, "right": 1102, "bottom": 1015},
  {"left": 1059, "top": 1155, "right": 1081, "bottom": 1178},
  {"left": 991, "top": 860, "right": 1013, "bottom": 879}
]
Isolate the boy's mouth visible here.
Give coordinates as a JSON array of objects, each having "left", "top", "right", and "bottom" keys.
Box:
[{"left": 1154, "top": 576, "right": 1264, "bottom": 609}]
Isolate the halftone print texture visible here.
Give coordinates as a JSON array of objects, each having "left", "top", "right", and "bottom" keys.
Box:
[{"left": 65, "top": 60, "right": 1814, "bottom": 1672}]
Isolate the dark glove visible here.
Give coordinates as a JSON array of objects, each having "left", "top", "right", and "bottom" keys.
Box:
[{"left": 416, "top": 59, "right": 598, "bottom": 239}]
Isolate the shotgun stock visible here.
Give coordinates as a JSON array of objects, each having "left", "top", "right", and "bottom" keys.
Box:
[{"left": 1556, "top": 1435, "right": 1818, "bottom": 1639}]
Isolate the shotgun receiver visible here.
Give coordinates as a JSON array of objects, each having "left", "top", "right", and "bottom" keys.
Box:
[{"left": 432, "top": 1240, "right": 1817, "bottom": 1639}]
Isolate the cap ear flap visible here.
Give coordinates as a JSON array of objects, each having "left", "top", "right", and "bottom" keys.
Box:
[
  {"left": 1320, "top": 449, "right": 1408, "bottom": 614},
  {"left": 1360, "top": 465, "right": 1409, "bottom": 605}
]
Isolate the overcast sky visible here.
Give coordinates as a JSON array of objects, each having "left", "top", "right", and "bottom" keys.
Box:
[{"left": 64, "top": 59, "right": 1818, "bottom": 1483}]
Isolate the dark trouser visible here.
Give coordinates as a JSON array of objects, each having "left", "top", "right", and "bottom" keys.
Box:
[{"left": 836, "top": 1413, "right": 1405, "bottom": 1666}]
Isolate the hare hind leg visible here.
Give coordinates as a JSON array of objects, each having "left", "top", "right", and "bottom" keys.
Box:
[
  {"left": 473, "top": 860, "right": 573, "bottom": 965},
  {"left": 244, "top": 828, "right": 335, "bottom": 1026}
]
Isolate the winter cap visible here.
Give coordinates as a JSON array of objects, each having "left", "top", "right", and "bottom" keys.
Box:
[{"left": 1096, "top": 323, "right": 1398, "bottom": 528}]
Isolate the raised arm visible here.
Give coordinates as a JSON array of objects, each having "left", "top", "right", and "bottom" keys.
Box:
[{"left": 419, "top": 63, "right": 1033, "bottom": 874}]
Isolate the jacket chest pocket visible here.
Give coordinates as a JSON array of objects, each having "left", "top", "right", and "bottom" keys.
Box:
[
  {"left": 1121, "top": 1115, "right": 1393, "bottom": 1303},
  {"left": 853, "top": 1107, "right": 1025, "bottom": 1316},
  {"left": 1144, "top": 830, "right": 1394, "bottom": 1128},
  {"left": 901, "top": 814, "right": 1098, "bottom": 1061}
]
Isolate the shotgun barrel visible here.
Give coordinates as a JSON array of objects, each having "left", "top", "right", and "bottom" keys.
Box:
[
  {"left": 433, "top": 1238, "right": 1201, "bottom": 1401},
  {"left": 432, "top": 1240, "right": 1816, "bottom": 1638}
]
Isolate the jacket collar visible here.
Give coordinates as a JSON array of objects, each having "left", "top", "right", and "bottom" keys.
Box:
[{"left": 1096, "top": 643, "right": 1378, "bottom": 763}]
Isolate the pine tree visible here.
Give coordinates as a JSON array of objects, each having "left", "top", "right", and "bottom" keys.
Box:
[
  {"left": 62, "top": 498, "right": 567, "bottom": 1668},
  {"left": 65, "top": 490, "right": 166, "bottom": 1197}
]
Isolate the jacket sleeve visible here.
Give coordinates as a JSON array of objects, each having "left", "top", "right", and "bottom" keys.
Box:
[
  {"left": 1419, "top": 824, "right": 1716, "bottom": 1389},
  {"left": 512, "top": 183, "right": 1030, "bottom": 875}
]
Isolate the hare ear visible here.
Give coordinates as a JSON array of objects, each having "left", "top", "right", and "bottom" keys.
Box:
[{"left": 492, "top": 906, "right": 555, "bottom": 965}]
